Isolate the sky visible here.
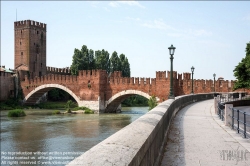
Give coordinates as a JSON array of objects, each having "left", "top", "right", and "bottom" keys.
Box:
[{"left": 1, "top": 1, "right": 250, "bottom": 81}]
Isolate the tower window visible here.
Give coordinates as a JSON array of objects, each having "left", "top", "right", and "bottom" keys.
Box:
[
  {"left": 37, "top": 31, "right": 39, "bottom": 34},
  {"left": 20, "top": 42, "right": 22, "bottom": 45},
  {"left": 41, "top": 63, "right": 42, "bottom": 67},
  {"left": 34, "top": 43, "right": 35, "bottom": 45},
  {"left": 21, "top": 52, "right": 23, "bottom": 55},
  {"left": 21, "top": 30, "right": 22, "bottom": 34}
]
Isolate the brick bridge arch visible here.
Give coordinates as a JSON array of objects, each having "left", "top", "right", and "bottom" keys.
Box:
[
  {"left": 23, "top": 84, "right": 81, "bottom": 105},
  {"left": 20, "top": 69, "right": 234, "bottom": 113},
  {"left": 105, "top": 90, "right": 153, "bottom": 113}
]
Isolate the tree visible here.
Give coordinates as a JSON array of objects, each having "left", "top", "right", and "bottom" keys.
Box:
[
  {"left": 88, "top": 49, "right": 95, "bottom": 70},
  {"left": 110, "top": 51, "right": 121, "bottom": 73},
  {"left": 233, "top": 42, "right": 250, "bottom": 90},
  {"left": 70, "top": 48, "right": 82, "bottom": 75},
  {"left": 148, "top": 96, "right": 158, "bottom": 110},
  {"left": 120, "top": 54, "right": 130, "bottom": 77},
  {"left": 70, "top": 45, "right": 131, "bottom": 77}
]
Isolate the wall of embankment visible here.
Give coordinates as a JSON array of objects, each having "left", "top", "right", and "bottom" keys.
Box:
[{"left": 67, "top": 93, "right": 215, "bottom": 166}]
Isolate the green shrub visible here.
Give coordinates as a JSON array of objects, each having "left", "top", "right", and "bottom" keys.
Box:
[
  {"left": 8, "top": 109, "right": 26, "bottom": 117},
  {"left": 73, "top": 106, "right": 88, "bottom": 111},
  {"left": 66, "top": 108, "right": 72, "bottom": 113},
  {"left": 52, "top": 110, "right": 61, "bottom": 114},
  {"left": 84, "top": 108, "right": 94, "bottom": 114},
  {"left": 148, "top": 96, "right": 158, "bottom": 111}
]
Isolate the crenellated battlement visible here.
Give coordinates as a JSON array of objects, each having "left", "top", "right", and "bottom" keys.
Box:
[
  {"left": 14, "top": 20, "right": 46, "bottom": 29},
  {"left": 156, "top": 71, "right": 166, "bottom": 79},
  {"left": 47, "top": 66, "right": 71, "bottom": 75}
]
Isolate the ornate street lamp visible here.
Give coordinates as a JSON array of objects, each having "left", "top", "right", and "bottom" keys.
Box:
[
  {"left": 191, "top": 66, "right": 195, "bottom": 94},
  {"left": 168, "top": 44, "right": 176, "bottom": 99},
  {"left": 213, "top": 73, "right": 216, "bottom": 92}
]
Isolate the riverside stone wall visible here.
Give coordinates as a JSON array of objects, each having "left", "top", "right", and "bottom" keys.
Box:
[{"left": 67, "top": 93, "right": 214, "bottom": 166}]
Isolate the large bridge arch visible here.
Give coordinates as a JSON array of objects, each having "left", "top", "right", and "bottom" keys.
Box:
[
  {"left": 105, "top": 90, "right": 152, "bottom": 113},
  {"left": 23, "top": 84, "right": 80, "bottom": 105}
]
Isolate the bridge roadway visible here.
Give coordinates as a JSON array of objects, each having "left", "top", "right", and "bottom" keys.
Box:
[{"left": 160, "top": 99, "right": 250, "bottom": 166}]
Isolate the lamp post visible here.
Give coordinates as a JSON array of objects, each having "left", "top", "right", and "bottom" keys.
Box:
[
  {"left": 191, "top": 66, "right": 195, "bottom": 94},
  {"left": 213, "top": 73, "right": 216, "bottom": 92},
  {"left": 168, "top": 44, "right": 176, "bottom": 99}
]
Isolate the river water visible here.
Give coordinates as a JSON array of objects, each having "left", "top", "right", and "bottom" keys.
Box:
[{"left": 0, "top": 107, "right": 148, "bottom": 166}]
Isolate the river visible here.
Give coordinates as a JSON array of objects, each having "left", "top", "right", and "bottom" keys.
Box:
[{"left": 0, "top": 107, "right": 148, "bottom": 166}]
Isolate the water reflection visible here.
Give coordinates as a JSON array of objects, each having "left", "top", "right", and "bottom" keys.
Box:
[{"left": 0, "top": 107, "right": 148, "bottom": 166}]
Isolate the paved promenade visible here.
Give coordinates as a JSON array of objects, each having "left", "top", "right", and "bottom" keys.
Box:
[{"left": 160, "top": 99, "right": 250, "bottom": 166}]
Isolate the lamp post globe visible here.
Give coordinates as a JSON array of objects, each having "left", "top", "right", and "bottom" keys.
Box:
[
  {"left": 168, "top": 44, "right": 176, "bottom": 99},
  {"left": 191, "top": 66, "right": 195, "bottom": 94}
]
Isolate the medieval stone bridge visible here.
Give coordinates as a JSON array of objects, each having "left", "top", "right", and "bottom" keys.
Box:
[{"left": 20, "top": 69, "right": 235, "bottom": 113}]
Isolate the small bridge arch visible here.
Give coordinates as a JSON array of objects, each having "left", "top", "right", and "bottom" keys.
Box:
[
  {"left": 23, "top": 84, "right": 80, "bottom": 105},
  {"left": 105, "top": 90, "right": 152, "bottom": 113}
]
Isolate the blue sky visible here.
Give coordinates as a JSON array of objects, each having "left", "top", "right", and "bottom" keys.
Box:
[{"left": 1, "top": 1, "right": 250, "bottom": 81}]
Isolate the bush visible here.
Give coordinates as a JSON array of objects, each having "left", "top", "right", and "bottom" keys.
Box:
[
  {"left": 73, "top": 106, "right": 88, "bottom": 111},
  {"left": 52, "top": 110, "right": 61, "bottom": 114},
  {"left": 73, "top": 106, "right": 94, "bottom": 113},
  {"left": 66, "top": 108, "right": 72, "bottom": 113},
  {"left": 84, "top": 109, "right": 94, "bottom": 114},
  {"left": 8, "top": 109, "right": 26, "bottom": 117},
  {"left": 148, "top": 96, "right": 158, "bottom": 111}
]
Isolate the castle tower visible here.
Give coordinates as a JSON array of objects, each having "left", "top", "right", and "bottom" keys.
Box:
[{"left": 14, "top": 20, "right": 46, "bottom": 78}]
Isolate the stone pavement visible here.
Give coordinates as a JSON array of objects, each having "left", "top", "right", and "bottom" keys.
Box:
[{"left": 160, "top": 99, "right": 250, "bottom": 166}]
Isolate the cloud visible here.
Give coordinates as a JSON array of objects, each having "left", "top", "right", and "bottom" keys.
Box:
[
  {"left": 109, "top": 1, "right": 145, "bottom": 9},
  {"left": 142, "top": 19, "right": 175, "bottom": 31}
]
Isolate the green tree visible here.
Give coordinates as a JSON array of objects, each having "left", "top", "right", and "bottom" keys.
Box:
[
  {"left": 120, "top": 54, "right": 130, "bottom": 77},
  {"left": 80, "top": 45, "right": 90, "bottom": 70},
  {"left": 95, "top": 49, "right": 110, "bottom": 73},
  {"left": 70, "top": 45, "right": 131, "bottom": 77},
  {"left": 70, "top": 48, "right": 82, "bottom": 75},
  {"left": 89, "top": 49, "right": 95, "bottom": 70},
  {"left": 148, "top": 96, "right": 158, "bottom": 110},
  {"left": 110, "top": 51, "right": 121, "bottom": 73},
  {"left": 233, "top": 42, "right": 250, "bottom": 90}
]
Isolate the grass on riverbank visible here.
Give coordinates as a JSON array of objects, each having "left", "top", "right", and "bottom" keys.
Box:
[
  {"left": 8, "top": 109, "right": 26, "bottom": 117},
  {"left": 73, "top": 107, "right": 94, "bottom": 114}
]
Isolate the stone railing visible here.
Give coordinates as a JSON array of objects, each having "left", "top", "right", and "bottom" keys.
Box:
[{"left": 67, "top": 93, "right": 214, "bottom": 166}]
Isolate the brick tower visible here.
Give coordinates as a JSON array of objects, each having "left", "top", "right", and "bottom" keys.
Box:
[{"left": 14, "top": 20, "right": 46, "bottom": 78}]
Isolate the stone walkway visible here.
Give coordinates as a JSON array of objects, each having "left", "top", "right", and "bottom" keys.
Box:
[{"left": 160, "top": 99, "right": 250, "bottom": 166}]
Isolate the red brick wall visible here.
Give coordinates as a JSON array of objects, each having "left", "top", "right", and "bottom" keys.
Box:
[
  {"left": 20, "top": 70, "right": 237, "bottom": 103},
  {"left": 14, "top": 20, "right": 46, "bottom": 78},
  {"left": 0, "top": 72, "right": 15, "bottom": 101}
]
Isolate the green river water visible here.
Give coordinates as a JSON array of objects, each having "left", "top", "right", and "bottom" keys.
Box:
[{"left": 0, "top": 107, "right": 148, "bottom": 166}]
